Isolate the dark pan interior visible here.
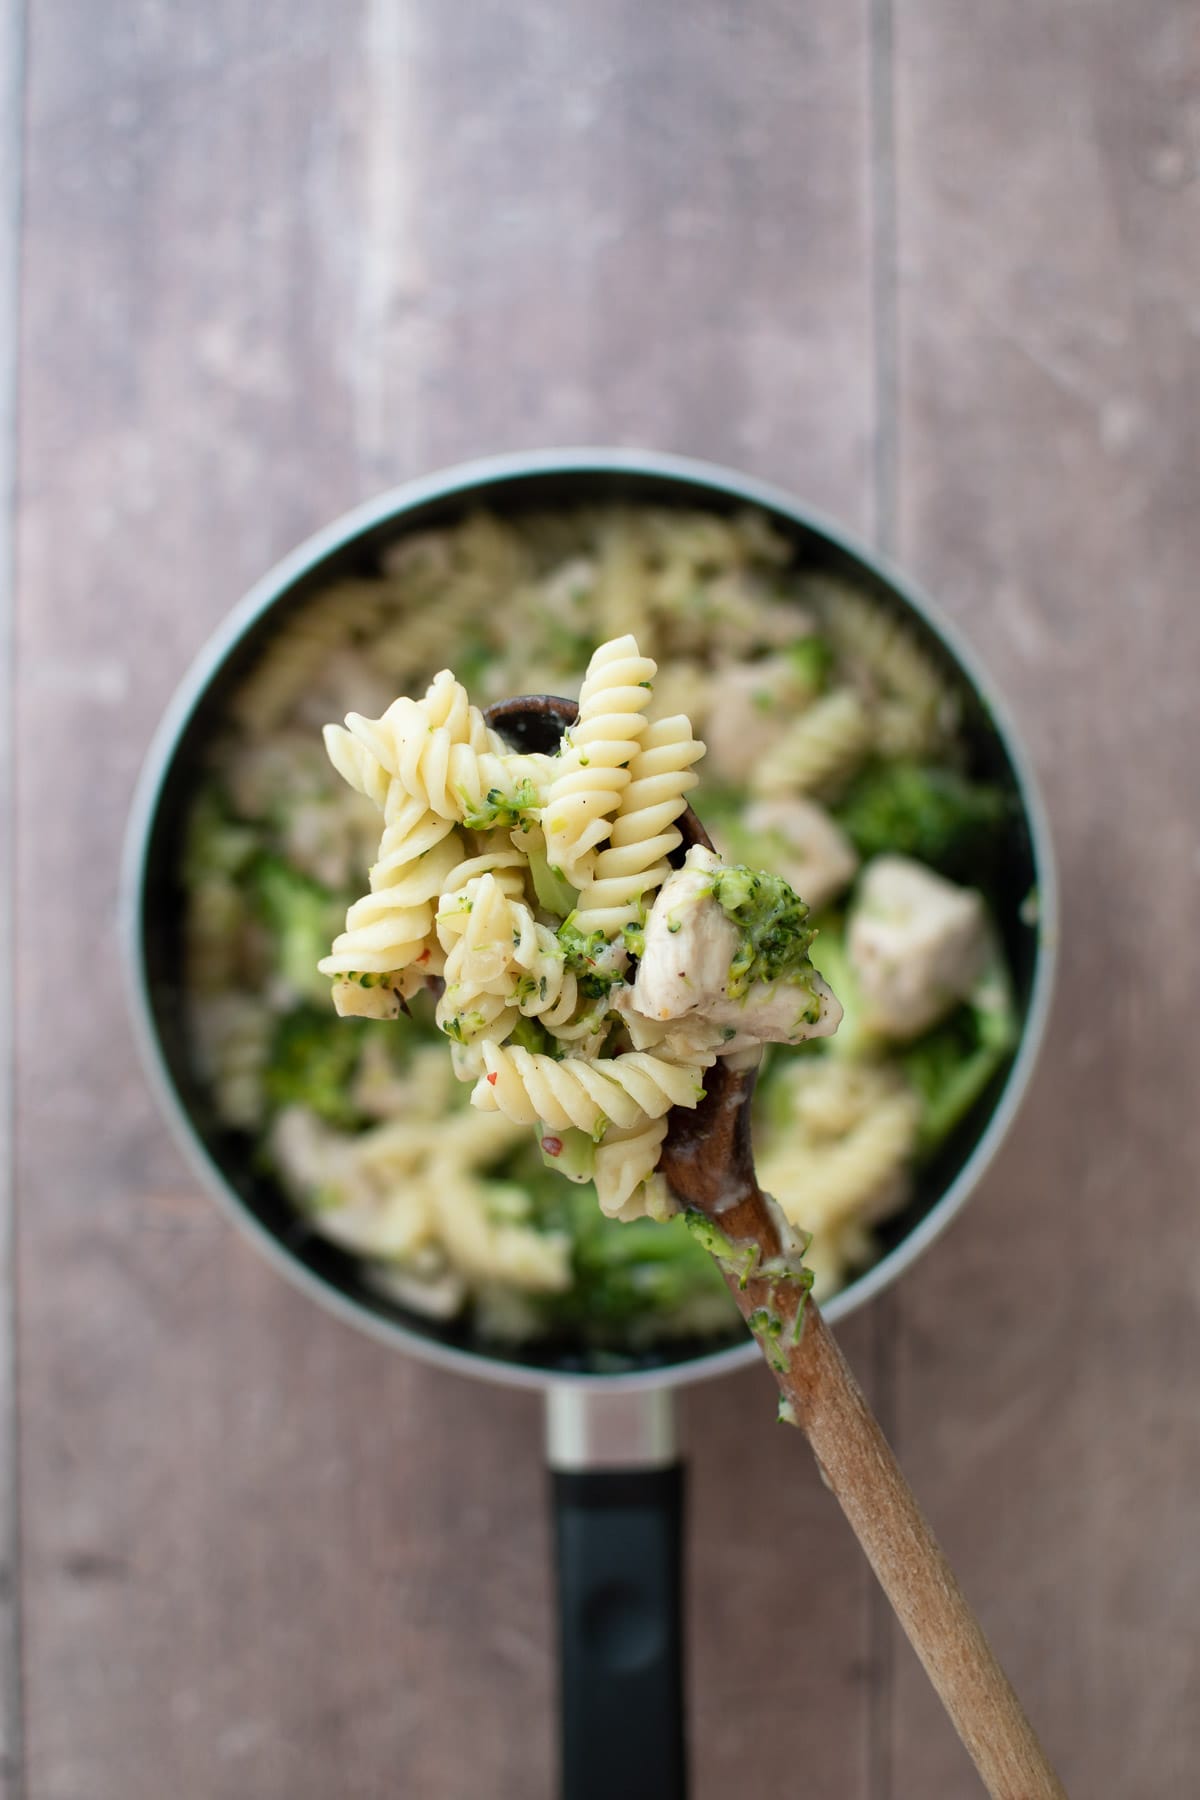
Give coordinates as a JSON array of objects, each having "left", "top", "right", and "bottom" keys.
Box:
[{"left": 136, "top": 463, "right": 1045, "bottom": 1377}]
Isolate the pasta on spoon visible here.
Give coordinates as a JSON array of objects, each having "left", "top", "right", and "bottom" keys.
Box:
[{"left": 319, "top": 634, "right": 840, "bottom": 1222}]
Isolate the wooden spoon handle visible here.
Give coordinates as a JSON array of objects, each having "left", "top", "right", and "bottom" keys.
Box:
[{"left": 729, "top": 1277, "right": 1067, "bottom": 1799}]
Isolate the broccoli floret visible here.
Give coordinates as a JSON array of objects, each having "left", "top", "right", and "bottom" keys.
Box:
[
  {"left": 900, "top": 963, "right": 1018, "bottom": 1153},
  {"left": 704, "top": 864, "right": 817, "bottom": 1003},
  {"left": 250, "top": 854, "right": 343, "bottom": 1005},
  {"left": 559, "top": 1197, "right": 733, "bottom": 1327},
  {"left": 263, "top": 1006, "right": 369, "bottom": 1129},
  {"left": 787, "top": 633, "right": 835, "bottom": 693},
  {"left": 479, "top": 1148, "right": 736, "bottom": 1343},
  {"left": 835, "top": 762, "right": 1010, "bottom": 878},
  {"left": 184, "top": 787, "right": 257, "bottom": 883},
  {"left": 558, "top": 920, "right": 623, "bottom": 998}
]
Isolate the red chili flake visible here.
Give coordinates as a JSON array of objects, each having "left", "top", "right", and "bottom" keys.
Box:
[
  {"left": 542, "top": 1135, "right": 563, "bottom": 1157},
  {"left": 416, "top": 948, "right": 430, "bottom": 964},
  {"left": 486, "top": 1071, "right": 498, "bottom": 1085}
]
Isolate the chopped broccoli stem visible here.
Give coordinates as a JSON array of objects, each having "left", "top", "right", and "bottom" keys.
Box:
[
  {"left": 538, "top": 1124, "right": 596, "bottom": 1183},
  {"left": 511, "top": 1015, "right": 555, "bottom": 1057},
  {"left": 529, "top": 845, "right": 579, "bottom": 918}
]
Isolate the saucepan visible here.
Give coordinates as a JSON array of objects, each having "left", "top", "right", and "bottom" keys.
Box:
[{"left": 121, "top": 449, "right": 1055, "bottom": 1798}]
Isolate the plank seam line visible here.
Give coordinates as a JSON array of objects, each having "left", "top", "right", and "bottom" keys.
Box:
[
  {"left": 870, "top": 0, "right": 899, "bottom": 560},
  {"left": 867, "top": 0, "right": 899, "bottom": 1796},
  {"left": 0, "top": 0, "right": 29, "bottom": 1793}
]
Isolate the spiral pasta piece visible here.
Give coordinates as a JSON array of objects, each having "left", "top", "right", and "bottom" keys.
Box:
[
  {"left": 437, "top": 874, "right": 581, "bottom": 1040},
  {"left": 323, "top": 721, "right": 394, "bottom": 814},
  {"left": 346, "top": 670, "right": 552, "bottom": 826},
  {"left": 757, "top": 1063, "right": 921, "bottom": 1238},
  {"left": 437, "top": 839, "right": 528, "bottom": 938},
  {"left": 819, "top": 583, "right": 945, "bottom": 712},
  {"left": 472, "top": 1042, "right": 711, "bottom": 1136},
  {"left": 752, "top": 688, "right": 872, "bottom": 799},
  {"left": 815, "top": 580, "right": 959, "bottom": 755},
  {"left": 436, "top": 873, "right": 523, "bottom": 991},
  {"left": 539, "top": 635, "right": 657, "bottom": 885},
  {"left": 572, "top": 713, "right": 705, "bottom": 939},
  {"left": 231, "top": 583, "right": 387, "bottom": 733},
  {"left": 592, "top": 1117, "right": 669, "bottom": 1219},
  {"left": 433, "top": 1181, "right": 572, "bottom": 1292},
  {"left": 319, "top": 793, "right": 464, "bottom": 991}
]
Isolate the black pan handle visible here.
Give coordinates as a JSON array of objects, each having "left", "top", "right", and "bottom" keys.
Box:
[{"left": 546, "top": 1390, "right": 687, "bottom": 1800}]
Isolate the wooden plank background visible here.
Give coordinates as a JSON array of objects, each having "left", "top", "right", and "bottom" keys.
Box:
[{"left": 5, "top": 0, "right": 1196, "bottom": 1795}]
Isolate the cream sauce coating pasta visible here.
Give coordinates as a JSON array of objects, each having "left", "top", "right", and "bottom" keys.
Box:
[
  {"left": 321, "top": 634, "right": 844, "bottom": 1224},
  {"left": 182, "top": 503, "right": 1018, "bottom": 1344}
]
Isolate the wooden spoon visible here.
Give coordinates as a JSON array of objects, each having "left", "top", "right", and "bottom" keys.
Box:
[{"left": 487, "top": 695, "right": 1068, "bottom": 1800}]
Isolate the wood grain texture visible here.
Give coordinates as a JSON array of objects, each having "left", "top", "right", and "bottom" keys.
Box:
[
  {"left": 889, "top": 0, "right": 1200, "bottom": 1793},
  {"left": 13, "top": 4, "right": 877, "bottom": 1798}
]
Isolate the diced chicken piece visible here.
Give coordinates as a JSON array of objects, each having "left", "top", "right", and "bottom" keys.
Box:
[
  {"left": 634, "top": 849, "right": 735, "bottom": 1019},
  {"left": 744, "top": 797, "right": 859, "bottom": 913},
  {"left": 704, "top": 657, "right": 808, "bottom": 784},
  {"left": 632, "top": 847, "right": 843, "bottom": 1048},
  {"left": 848, "top": 855, "right": 989, "bottom": 1040},
  {"left": 708, "top": 966, "right": 842, "bottom": 1052}
]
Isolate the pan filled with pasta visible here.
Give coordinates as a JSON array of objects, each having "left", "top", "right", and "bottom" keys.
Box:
[{"left": 123, "top": 449, "right": 1055, "bottom": 1798}]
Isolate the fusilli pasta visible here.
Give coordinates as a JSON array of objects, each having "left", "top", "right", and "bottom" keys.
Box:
[
  {"left": 814, "top": 579, "right": 959, "bottom": 755},
  {"left": 539, "top": 635, "right": 657, "bottom": 884},
  {"left": 757, "top": 1060, "right": 921, "bottom": 1295},
  {"left": 473, "top": 1042, "right": 712, "bottom": 1137},
  {"left": 181, "top": 499, "right": 1019, "bottom": 1347},
  {"left": 753, "top": 687, "right": 873, "bottom": 799},
  {"left": 437, "top": 873, "right": 580, "bottom": 1041},
  {"left": 572, "top": 713, "right": 705, "bottom": 941},
  {"left": 593, "top": 1117, "right": 669, "bottom": 1220},
  {"left": 346, "top": 670, "right": 552, "bottom": 826},
  {"left": 318, "top": 794, "right": 464, "bottom": 1012}
]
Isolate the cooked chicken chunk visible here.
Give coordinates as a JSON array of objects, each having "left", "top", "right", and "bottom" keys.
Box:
[
  {"left": 848, "top": 854, "right": 988, "bottom": 1040},
  {"left": 632, "top": 846, "right": 843, "bottom": 1048}
]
